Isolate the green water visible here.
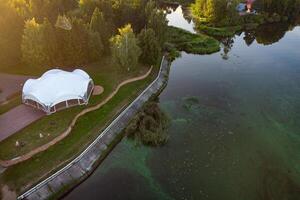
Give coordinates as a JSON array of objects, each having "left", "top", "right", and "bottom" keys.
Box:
[{"left": 64, "top": 6, "right": 300, "bottom": 200}]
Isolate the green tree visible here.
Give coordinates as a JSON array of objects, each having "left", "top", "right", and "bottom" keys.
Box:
[
  {"left": 138, "top": 28, "right": 161, "bottom": 65},
  {"left": 8, "top": 0, "right": 31, "bottom": 19},
  {"left": 90, "top": 7, "right": 113, "bottom": 50},
  {"left": 110, "top": 24, "right": 141, "bottom": 71},
  {"left": 191, "top": 0, "right": 239, "bottom": 25},
  {"left": 79, "top": 0, "right": 98, "bottom": 16},
  {"left": 0, "top": 1, "right": 24, "bottom": 66},
  {"left": 21, "top": 18, "right": 49, "bottom": 66},
  {"left": 61, "top": 17, "right": 89, "bottom": 65},
  {"left": 88, "top": 30, "right": 104, "bottom": 61},
  {"left": 43, "top": 18, "right": 58, "bottom": 65},
  {"left": 147, "top": 8, "right": 168, "bottom": 46}
]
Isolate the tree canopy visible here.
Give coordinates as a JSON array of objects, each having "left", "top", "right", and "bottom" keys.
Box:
[
  {"left": 1, "top": 0, "right": 168, "bottom": 68},
  {"left": 110, "top": 24, "right": 141, "bottom": 71}
]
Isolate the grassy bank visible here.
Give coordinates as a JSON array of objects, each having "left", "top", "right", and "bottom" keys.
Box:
[
  {"left": 0, "top": 56, "right": 160, "bottom": 194},
  {"left": 166, "top": 26, "right": 220, "bottom": 54},
  {"left": 197, "top": 25, "right": 242, "bottom": 37},
  {"left": 0, "top": 56, "right": 150, "bottom": 160},
  {"left": 0, "top": 95, "right": 21, "bottom": 115}
]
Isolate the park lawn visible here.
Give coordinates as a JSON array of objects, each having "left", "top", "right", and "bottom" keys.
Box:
[
  {"left": 0, "top": 56, "right": 150, "bottom": 160},
  {"left": 0, "top": 95, "right": 21, "bottom": 115},
  {"left": 0, "top": 60, "right": 159, "bottom": 193},
  {"left": 167, "top": 26, "right": 220, "bottom": 54}
]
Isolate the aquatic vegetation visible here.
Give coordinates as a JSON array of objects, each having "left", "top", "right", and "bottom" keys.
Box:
[
  {"left": 166, "top": 26, "right": 220, "bottom": 54},
  {"left": 125, "top": 102, "right": 170, "bottom": 146},
  {"left": 182, "top": 96, "right": 200, "bottom": 110},
  {"left": 197, "top": 25, "right": 242, "bottom": 37}
]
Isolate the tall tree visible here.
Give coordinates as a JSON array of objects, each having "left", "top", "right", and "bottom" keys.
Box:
[
  {"left": 43, "top": 18, "right": 58, "bottom": 65},
  {"left": 90, "top": 7, "right": 114, "bottom": 51},
  {"left": 110, "top": 24, "right": 141, "bottom": 71},
  {"left": 147, "top": 8, "right": 168, "bottom": 46},
  {"left": 0, "top": 1, "right": 24, "bottom": 66},
  {"left": 138, "top": 28, "right": 161, "bottom": 65},
  {"left": 21, "top": 18, "right": 49, "bottom": 66},
  {"left": 88, "top": 30, "right": 104, "bottom": 61}
]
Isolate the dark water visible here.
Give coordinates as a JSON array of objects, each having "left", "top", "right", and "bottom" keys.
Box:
[{"left": 64, "top": 6, "right": 300, "bottom": 200}]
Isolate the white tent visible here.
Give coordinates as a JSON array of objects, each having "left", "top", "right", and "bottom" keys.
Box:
[{"left": 22, "top": 69, "right": 94, "bottom": 114}]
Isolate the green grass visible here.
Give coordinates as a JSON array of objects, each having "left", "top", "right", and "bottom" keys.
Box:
[
  {"left": 0, "top": 95, "right": 21, "bottom": 115},
  {"left": 0, "top": 56, "right": 150, "bottom": 160},
  {"left": 197, "top": 25, "right": 242, "bottom": 37},
  {"left": 167, "top": 26, "right": 220, "bottom": 54},
  {"left": 0, "top": 56, "right": 160, "bottom": 194}
]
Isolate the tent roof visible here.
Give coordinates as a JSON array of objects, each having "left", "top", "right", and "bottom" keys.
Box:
[{"left": 22, "top": 69, "right": 93, "bottom": 107}]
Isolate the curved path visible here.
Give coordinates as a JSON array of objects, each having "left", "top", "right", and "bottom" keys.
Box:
[
  {"left": 0, "top": 66, "right": 153, "bottom": 167},
  {"left": 17, "top": 56, "right": 169, "bottom": 200}
]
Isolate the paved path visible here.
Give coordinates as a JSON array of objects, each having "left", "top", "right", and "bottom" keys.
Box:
[
  {"left": 0, "top": 105, "right": 45, "bottom": 142},
  {"left": 0, "top": 73, "right": 33, "bottom": 103},
  {"left": 17, "top": 56, "right": 170, "bottom": 200},
  {"left": 0, "top": 66, "right": 153, "bottom": 167}
]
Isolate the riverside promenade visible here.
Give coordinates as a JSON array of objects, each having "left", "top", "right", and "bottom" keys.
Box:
[{"left": 17, "top": 56, "right": 170, "bottom": 200}]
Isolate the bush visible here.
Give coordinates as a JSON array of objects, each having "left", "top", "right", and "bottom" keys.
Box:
[{"left": 125, "top": 101, "right": 170, "bottom": 146}]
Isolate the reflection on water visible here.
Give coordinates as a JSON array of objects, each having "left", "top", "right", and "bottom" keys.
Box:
[{"left": 64, "top": 6, "right": 300, "bottom": 200}]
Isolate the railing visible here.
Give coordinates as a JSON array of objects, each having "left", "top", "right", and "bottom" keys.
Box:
[{"left": 18, "top": 55, "right": 169, "bottom": 200}]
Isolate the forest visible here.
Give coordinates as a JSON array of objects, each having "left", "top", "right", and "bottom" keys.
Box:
[
  {"left": 191, "top": 0, "right": 300, "bottom": 26},
  {"left": 0, "top": 0, "right": 167, "bottom": 70}
]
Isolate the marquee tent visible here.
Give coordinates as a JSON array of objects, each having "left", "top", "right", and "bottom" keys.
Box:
[{"left": 22, "top": 69, "right": 94, "bottom": 114}]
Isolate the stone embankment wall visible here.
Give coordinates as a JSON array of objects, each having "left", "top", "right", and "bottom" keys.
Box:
[{"left": 18, "top": 56, "right": 170, "bottom": 200}]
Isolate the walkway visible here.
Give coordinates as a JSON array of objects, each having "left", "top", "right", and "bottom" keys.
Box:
[
  {"left": 17, "top": 56, "right": 170, "bottom": 200},
  {"left": 0, "top": 105, "right": 45, "bottom": 142},
  {"left": 0, "top": 73, "right": 32, "bottom": 104},
  {"left": 0, "top": 66, "right": 153, "bottom": 167}
]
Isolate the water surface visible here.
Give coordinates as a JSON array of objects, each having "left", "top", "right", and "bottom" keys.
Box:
[{"left": 64, "top": 6, "right": 300, "bottom": 200}]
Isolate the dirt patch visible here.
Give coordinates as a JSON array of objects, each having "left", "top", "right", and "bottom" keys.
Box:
[{"left": 92, "top": 85, "right": 104, "bottom": 96}]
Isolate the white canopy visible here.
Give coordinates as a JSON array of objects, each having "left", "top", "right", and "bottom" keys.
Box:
[{"left": 22, "top": 69, "right": 94, "bottom": 113}]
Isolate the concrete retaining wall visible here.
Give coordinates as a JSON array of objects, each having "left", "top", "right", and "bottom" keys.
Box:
[{"left": 17, "top": 56, "right": 170, "bottom": 200}]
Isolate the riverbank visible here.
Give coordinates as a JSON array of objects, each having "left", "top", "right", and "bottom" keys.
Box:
[{"left": 16, "top": 56, "right": 171, "bottom": 200}]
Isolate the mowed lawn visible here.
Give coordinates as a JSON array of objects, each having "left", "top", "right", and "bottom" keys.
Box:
[
  {"left": 0, "top": 56, "right": 160, "bottom": 194},
  {"left": 0, "top": 56, "right": 150, "bottom": 160}
]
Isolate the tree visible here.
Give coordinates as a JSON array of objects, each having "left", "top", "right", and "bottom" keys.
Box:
[
  {"left": 110, "top": 24, "right": 141, "bottom": 71},
  {"left": 138, "top": 28, "right": 161, "bottom": 65},
  {"left": 191, "top": 0, "right": 239, "bottom": 25},
  {"left": 43, "top": 18, "right": 58, "bottom": 65},
  {"left": 90, "top": 7, "right": 113, "bottom": 50},
  {"left": 147, "top": 8, "right": 168, "bottom": 46},
  {"left": 60, "top": 17, "right": 89, "bottom": 65},
  {"left": 79, "top": 0, "right": 98, "bottom": 16},
  {"left": 8, "top": 0, "right": 31, "bottom": 19},
  {"left": 88, "top": 30, "right": 104, "bottom": 61},
  {"left": 0, "top": 2, "right": 24, "bottom": 66},
  {"left": 21, "top": 18, "right": 49, "bottom": 66}
]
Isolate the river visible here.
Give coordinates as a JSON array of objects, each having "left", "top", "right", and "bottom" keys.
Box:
[{"left": 64, "top": 5, "right": 300, "bottom": 200}]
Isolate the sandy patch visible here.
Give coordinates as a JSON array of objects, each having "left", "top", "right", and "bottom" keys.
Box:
[{"left": 92, "top": 85, "right": 104, "bottom": 96}]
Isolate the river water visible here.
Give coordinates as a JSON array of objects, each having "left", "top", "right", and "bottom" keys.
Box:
[{"left": 64, "top": 6, "right": 300, "bottom": 200}]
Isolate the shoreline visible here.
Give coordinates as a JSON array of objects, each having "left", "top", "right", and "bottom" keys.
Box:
[{"left": 17, "top": 55, "right": 171, "bottom": 200}]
